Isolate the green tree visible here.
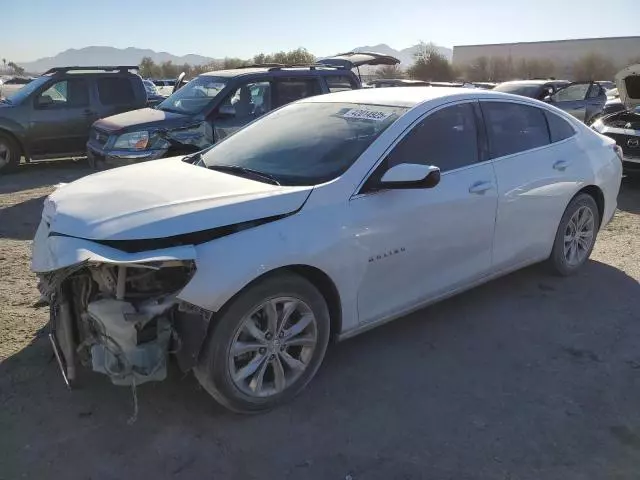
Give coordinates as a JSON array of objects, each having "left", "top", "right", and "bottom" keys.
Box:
[
  {"left": 7, "top": 62, "right": 25, "bottom": 75},
  {"left": 1, "top": 58, "right": 6, "bottom": 72},
  {"left": 253, "top": 48, "right": 315, "bottom": 66},
  {"left": 464, "top": 56, "right": 490, "bottom": 81},
  {"left": 375, "top": 64, "right": 403, "bottom": 79},
  {"left": 407, "top": 42, "right": 454, "bottom": 81},
  {"left": 572, "top": 52, "right": 615, "bottom": 81},
  {"left": 139, "top": 56, "right": 158, "bottom": 78}
]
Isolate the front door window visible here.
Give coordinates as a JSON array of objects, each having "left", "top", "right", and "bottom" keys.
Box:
[{"left": 214, "top": 81, "right": 271, "bottom": 141}]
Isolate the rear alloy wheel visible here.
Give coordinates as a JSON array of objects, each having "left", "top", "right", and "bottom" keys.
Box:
[
  {"left": 0, "top": 133, "right": 20, "bottom": 173},
  {"left": 548, "top": 193, "right": 600, "bottom": 276},
  {"left": 194, "top": 273, "right": 330, "bottom": 413}
]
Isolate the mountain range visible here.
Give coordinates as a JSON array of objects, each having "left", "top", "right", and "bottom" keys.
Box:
[{"left": 18, "top": 44, "right": 453, "bottom": 73}]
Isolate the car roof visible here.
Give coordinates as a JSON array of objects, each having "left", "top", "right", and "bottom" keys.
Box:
[
  {"left": 301, "top": 86, "right": 501, "bottom": 107},
  {"left": 200, "top": 67, "right": 349, "bottom": 78}
]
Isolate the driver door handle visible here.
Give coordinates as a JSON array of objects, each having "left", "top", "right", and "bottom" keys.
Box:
[
  {"left": 553, "top": 160, "right": 571, "bottom": 171},
  {"left": 468, "top": 181, "right": 494, "bottom": 194}
]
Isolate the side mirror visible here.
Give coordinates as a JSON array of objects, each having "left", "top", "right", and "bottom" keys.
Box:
[{"left": 377, "top": 163, "right": 441, "bottom": 190}]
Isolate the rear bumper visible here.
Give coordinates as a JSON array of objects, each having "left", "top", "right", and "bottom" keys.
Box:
[{"left": 87, "top": 142, "right": 166, "bottom": 168}]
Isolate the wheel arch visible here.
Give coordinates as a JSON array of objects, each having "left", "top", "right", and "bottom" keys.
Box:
[
  {"left": 183, "top": 263, "right": 344, "bottom": 372},
  {"left": 576, "top": 184, "right": 605, "bottom": 227},
  {"left": 0, "top": 127, "right": 26, "bottom": 159},
  {"left": 230, "top": 264, "right": 343, "bottom": 342}
]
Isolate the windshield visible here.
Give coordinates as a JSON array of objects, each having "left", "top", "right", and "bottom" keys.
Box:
[
  {"left": 494, "top": 83, "right": 543, "bottom": 98},
  {"left": 202, "top": 102, "right": 408, "bottom": 186},
  {"left": 157, "top": 75, "right": 227, "bottom": 114},
  {"left": 5, "top": 75, "right": 50, "bottom": 104}
]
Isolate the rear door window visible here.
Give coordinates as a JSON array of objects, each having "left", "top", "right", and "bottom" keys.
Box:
[
  {"left": 544, "top": 111, "right": 575, "bottom": 143},
  {"left": 325, "top": 75, "right": 357, "bottom": 92},
  {"left": 273, "top": 78, "right": 322, "bottom": 108},
  {"left": 481, "top": 102, "right": 550, "bottom": 157},
  {"left": 97, "top": 77, "right": 135, "bottom": 105}
]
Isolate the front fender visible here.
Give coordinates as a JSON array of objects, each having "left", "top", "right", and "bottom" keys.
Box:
[
  {"left": 0, "top": 116, "right": 27, "bottom": 146},
  {"left": 177, "top": 208, "right": 361, "bottom": 334}
]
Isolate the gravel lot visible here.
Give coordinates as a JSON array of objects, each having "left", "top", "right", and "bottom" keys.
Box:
[{"left": 1, "top": 161, "right": 639, "bottom": 479}]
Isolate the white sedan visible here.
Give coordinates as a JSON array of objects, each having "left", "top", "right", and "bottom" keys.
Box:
[{"left": 32, "top": 87, "right": 622, "bottom": 413}]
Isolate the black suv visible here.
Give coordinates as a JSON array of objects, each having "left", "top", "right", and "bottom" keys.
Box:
[
  {"left": 0, "top": 66, "right": 147, "bottom": 173},
  {"left": 87, "top": 52, "right": 400, "bottom": 168}
]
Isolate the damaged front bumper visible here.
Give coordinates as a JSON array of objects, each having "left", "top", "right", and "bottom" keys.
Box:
[{"left": 33, "top": 221, "right": 210, "bottom": 388}]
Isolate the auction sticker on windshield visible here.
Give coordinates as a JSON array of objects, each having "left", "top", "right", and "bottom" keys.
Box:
[{"left": 342, "top": 108, "right": 393, "bottom": 121}]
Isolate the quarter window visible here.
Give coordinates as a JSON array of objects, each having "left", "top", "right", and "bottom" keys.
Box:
[
  {"left": 545, "top": 111, "right": 575, "bottom": 143},
  {"left": 97, "top": 77, "right": 135, "bottom": 105},
  {"left": 386, "top": 103, "right": 479, "bottom": 172},
  {"left": 481, "top": 102, "right": 550, "bottom": 157}
]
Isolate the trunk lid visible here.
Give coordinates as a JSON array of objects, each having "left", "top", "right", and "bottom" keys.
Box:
[
  {"left": 615, "top": 64, "right": 640, "bottom": 109},
  {"left": 317, "top": 51, "right": 400, "bottom": 70}
]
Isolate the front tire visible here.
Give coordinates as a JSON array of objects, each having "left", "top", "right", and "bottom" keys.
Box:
[
  {"left": 194, "top": 273, "right": 330, "bottom": 413},
  {"left": 548, "top": 193, "right": 600, "bottom": 276},
  {"left": 0, "top": 133, "right": 20, "bottom": 174}
]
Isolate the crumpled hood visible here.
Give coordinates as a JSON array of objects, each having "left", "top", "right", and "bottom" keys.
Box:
[
  {"left": 615, "top": 64, "right": 640, "bottom": 109},
  {"left": 45, "top": 157, "right": 312, "bottom": 241},
  {"left": 93, "top": 107, "right": 193, "bottom": 133}
]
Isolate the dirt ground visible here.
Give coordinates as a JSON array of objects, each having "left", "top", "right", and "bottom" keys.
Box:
[{"left": 1, "top": 161, "right": 639, "bottom": 479}]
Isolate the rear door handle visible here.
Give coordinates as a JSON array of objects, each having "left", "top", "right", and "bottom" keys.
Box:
[
  {"left": 553, "top": 160, "right": 570, "bottom": 171},
  {"left": 468, "top": 181, "right": 494, "bottom": 194}
]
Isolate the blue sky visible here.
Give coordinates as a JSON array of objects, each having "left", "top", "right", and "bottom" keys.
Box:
[{"left": 3, "top": 0, "right": 638, "bottom": 62}]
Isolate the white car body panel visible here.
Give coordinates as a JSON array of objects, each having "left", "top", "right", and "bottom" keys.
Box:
[{"left": 32, "top": 88, "right": 623, "bottom": 340}]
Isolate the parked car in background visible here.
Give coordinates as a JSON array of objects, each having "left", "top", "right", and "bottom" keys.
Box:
[
  {"left": 592, "top": 64, "right": 640, "bottom": 175},
  {"left": 472, "top": 82, "right": 497, "bottom": 90},
  {"left": 33, "top": 87, "right": 622, "bottom": 413},
  {"left": 0, "top": 76, "right": 35, "bottom": 99},
  {"left": 87, "top": 52, "right": 400, "bottom": 168},
  {"left": 369, "top": 79, "right": 431, "bottom": 88},
  {"left": 493, "top": 79, "right": 570, "bottom": 100},
  {"left": 0, "top": 66, "right": 147, "bottom": 173},
  {"left": 152, "top": 79, "right": 176, "bottom": 96},
  {"left": 494, "top": 80, "right": 607, "bottom": 123},
  {"left": 142, "top": 79, "right": 165, "bottom": 107},
  {"left": 597, "top": 80, "right": 615, "bottom": 91}
]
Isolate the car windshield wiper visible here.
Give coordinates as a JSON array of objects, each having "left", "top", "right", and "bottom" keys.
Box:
[{"left": 208, "top": 164, "right": 281, "bottom": 186}]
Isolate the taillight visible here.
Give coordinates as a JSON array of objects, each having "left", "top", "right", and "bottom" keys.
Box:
[{"left": 613, "top": 144, "right": 624, "bottom": 161}]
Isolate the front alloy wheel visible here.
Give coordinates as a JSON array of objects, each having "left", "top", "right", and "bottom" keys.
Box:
[
  {"left": 229, "top": 297, "right": 318, "bottom": 398},
  {"left": 194, "top": 273, "right": 330, "bottom": 413}
]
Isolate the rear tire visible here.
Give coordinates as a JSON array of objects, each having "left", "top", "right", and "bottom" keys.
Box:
[
  {"left": 0, "top": 133, "right": 20, "bottom": 174},
  {"left": 194, "top": 272, "right": 330, "bottom": 413},
  {"left": 547, "top": 193, "right": 600, "bottom": 276}
]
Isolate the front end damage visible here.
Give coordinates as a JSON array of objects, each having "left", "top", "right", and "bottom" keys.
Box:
[{"left": 39, "top": 259, "right": 207, "bottom": 387}]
